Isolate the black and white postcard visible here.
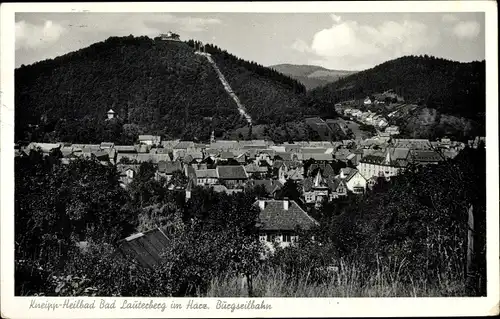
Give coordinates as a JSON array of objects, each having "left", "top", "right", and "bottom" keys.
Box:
[{"left": 1, "top": 1, "right": 498, "bottom": 318}]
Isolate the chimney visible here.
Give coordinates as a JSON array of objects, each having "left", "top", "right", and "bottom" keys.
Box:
[
  {"left": 258, "top": 200, "right": 266, "bottom": 210},
  {"left": 283, "top": 198, "right": 289, "bottom": 210}
]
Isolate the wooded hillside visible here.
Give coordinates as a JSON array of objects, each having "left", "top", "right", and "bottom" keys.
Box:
[{"left": 15, "top": 36, "right": 313, "bottom": 144}]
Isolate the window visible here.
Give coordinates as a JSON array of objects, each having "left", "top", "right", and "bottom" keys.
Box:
[
  {"left": 266, "top": 234, "right": 273, "bottom": 242},
  {"left": 283, "top": 234, "right": 291, "bottom": 242},
  {"left": 259, "top": 234, "right": 266, "bottom": 242}
]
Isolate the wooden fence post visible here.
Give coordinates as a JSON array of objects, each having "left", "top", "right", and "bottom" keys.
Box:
[{"left": 466, "top": 204, "right": 477, "bottom": 295}]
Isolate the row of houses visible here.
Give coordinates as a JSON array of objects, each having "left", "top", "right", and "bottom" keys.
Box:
[{"left": 343, "top": 108, "right": 389, "bottom": 129}]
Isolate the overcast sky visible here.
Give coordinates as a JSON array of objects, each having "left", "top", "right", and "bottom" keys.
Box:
[{"left": 15, "top": 12, "right": 485, "bottom": 71}]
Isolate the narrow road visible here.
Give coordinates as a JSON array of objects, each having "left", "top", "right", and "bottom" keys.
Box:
[{"left": 195, "top": 52, "right": 253, "bottom": 125}]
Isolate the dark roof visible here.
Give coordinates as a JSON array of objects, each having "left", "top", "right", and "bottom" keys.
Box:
[
  {"left": 114, "top": 145, "right": 137, "bottom": 153},
  {"left": 216, "top": 165, "right": 248, "bottom": 180},
  {"left": 410, "top": 150, "right": 443, "bottom": 163},
  {"left": 246, "top": 179, "right": 283, "bottom": 194},
  {"left": 174, "top": 141, "right": 195, "bottom": 149},
  {"left": 195, "top": 169, "right": 217, "bottom": 178},
  {"left": 158, "top": 161, "right": 183, "bottom": 174},
  {"left": 116, "top": 226, "right": 173, "bottom": 269},
  {"left": 339, "top": 167, "right": 359, "bottom": 181},
  {"left": 308, "top": 163, "right": 334, "bottom": 177},
  {"left": 274, "top": 152, "right": 293, "bottom": 161},
  {"left": 255, "top": 200, "right": 318, "bottom": 231},
  {"left": 220, "top": 151, "right": 235, "bottom": 159},
  {"left": 117, "top": 164, "right": 141, "bottom": 175},
  {"left": 303, "top": 175, "right": 345, "bottom": 192},
  {"left": 302, "top": 153, "right": 333, "bottom": 161}
]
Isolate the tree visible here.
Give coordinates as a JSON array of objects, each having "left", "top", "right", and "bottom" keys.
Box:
[
  {"left": 169, "top": 170, "right": 188, "bottom": 189},
  {"left": 275, "top": 179, "right": 302, "bottom": 204}
]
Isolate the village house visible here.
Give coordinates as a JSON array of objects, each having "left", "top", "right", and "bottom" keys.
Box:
[
  {"left": 302, "top": 171, "right": 347, "bottom": 207},
  {"left": 211, "top": 184, "right": 243, "bottom": 195},
  {"left": 253, "top": 149, "right": 275, "bottom": 166},
  {"left": 138, "top": 135, "right": 162, "bottom": 146},
  {"left": 357, "top": 148, "right": 409, "bottom": 180},
  {"left": 160, "top": 31, "right": 180, "bottom": 41},
  {"left": 255, "top": 199, "right": 318, "bottom": 250},
  {"left": 245, "top": 162, "right": 269, "bottom": 179},
  {"left": 363, "top": 97, "right": 372, "bottom": 105},
  {"left": 245, "top": 179, "right": 283, "bottom": 198},
  {"left": 216, "top": 151, "right": 236, "bottom": 163},
  {"left": 385, "top": 126, "right": 400, "bottom": 135},
  {"left": 273, "top": 160, "right": 304, "bottom": 184},
  {"left": 338, "top": 167, "right": 366, "bottom": 194},
  {"left": 392, "top": 139, "right": 432, "bottom": 150},
  {"left": 194, "top": 169, "right": 218, "bottom": 186},
  {"left": 155, "top": 161, "right": 183, "bottom": 182},
  {"left": 106, "top": 109, "right": 115, "bottom": 120},
  {"left": 216, "top": 165, "right": 248, "bottom": 188},
  {"left": 408, "top": 149, "right": 444, "bottom": 165},
  {"left": 117, "top": 164, "right": 141, "bottom": 188}
]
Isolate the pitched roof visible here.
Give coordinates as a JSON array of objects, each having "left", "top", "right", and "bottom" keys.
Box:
[
  {"left": 138, "top": 135, "right": 160, "bottom": 141},
  {"left": 339, "top": 167, "right": 361, "bottom": 181},
  {"left": 308, "top": 163, "right": 334, "bottom": 177},
  {"left": 302, "top": 153, "right": 333, "bottom": 161},
  {"left": 216, "top": 165, "right": 248, "bottom": 180},
  {"left": 116, "top": 226, "right": 173, "bottom": 269},
  {"left": 219, "top": 151, "right": 235, "bottom": 159},
  {"left": 158, "top": 161, "right": 183, "bottom": 174},
  {"left": 174, "top": 141, "right": 195, "bottom": 149},
  {"left": 212, "top": 185, "right": 243, "bottom": 195},
  {"left": 255, "top": 200, "right": 318, "bottom": 231},
  {"left": 114, "top": 145, "right": 137, "bottom": 153},
  {"left": 100, "top": 142, "right": 114, "bottom": 149},
  {"left": 194, "top": 169, "right": 218, "bottom": 178},
  {"left": 409, "top": 150, "right": 443, "bottom": 163},
  {"left": 301, "top": 148, "right": 328, "bottom": 154},
  {"left": 117, "top": 164, "right": 141, "bottom": 175},
  {"left": 274, "top": 152, "right": 293, "bottom": 161},
  {"left": 245, "top": 163, "right": 269, "bottom": 174}
]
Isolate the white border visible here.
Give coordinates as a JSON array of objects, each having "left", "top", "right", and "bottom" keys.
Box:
[{"left": 1, "top": 2, "right": 498, "bottom": 318}]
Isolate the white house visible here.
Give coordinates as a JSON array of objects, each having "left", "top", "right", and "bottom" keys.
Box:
[
  {"left": 138, "top": 135, "right": 162, "bottom": 146},
  {"left": 338, "top": 167, "right": 366, "bottom": 194},
  {"left": 255, "top": 199, "right": 318, "bottom": 251},
  {"left": 378, "top": 118, "right": 389, "bottom": 128},
  {"left": 357, "top": 149, "right": 408, "bottom": 180},
  {"left": 107, "top": 109, "right": 115, "bottom": 120},
  {"left": 364, "top": 97, "right": 372, "bottom": 105}
]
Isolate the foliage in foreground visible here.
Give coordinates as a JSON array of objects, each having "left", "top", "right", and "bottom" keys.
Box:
[{"left": 15, "top": 146, "right": 486, "bottom": 297}]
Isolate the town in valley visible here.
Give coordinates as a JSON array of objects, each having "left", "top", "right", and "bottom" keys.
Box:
[{"left": 12, "top": 11, "right": 488, "bottom": 300}]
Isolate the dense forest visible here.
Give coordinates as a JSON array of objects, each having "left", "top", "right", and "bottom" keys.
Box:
[
  {"left": 310, "top": 55, "right": 485, "bottom": 121},
  {"left": 309, "top": 55, "right": 486, "bottom": 138},
  {"left": 187, "top": 40, "right": 314, "bottom": 125},
  {"left": 15, "top": 36, "right": 313, "bottom": 144}
]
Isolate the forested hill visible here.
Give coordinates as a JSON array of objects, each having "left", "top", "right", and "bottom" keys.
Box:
[
  {"left": 308, "top": 55, "right": 486, "bottom": 122},
  {"left": 15, "top": 35, "right": 313, "bottom": 144}
]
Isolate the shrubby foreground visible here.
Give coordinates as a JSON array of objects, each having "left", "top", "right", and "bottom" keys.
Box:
[{"left": 15, "top": 145, "right": 486, "bottom": 297}]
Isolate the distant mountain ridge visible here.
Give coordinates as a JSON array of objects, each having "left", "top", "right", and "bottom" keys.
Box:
[{"left": 270, "top": 64, "right": 358, "bottom": 90}]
